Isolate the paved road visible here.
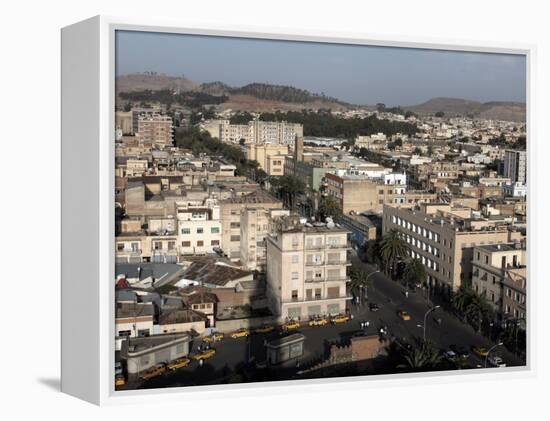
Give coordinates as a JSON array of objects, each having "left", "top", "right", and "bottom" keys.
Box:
[{"left": 124, "top": 254, "right": 524, "bottom": 389}]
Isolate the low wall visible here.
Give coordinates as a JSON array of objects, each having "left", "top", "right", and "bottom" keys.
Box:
[{"left": 214, "top": 315, "right": 277, "bottom": 333}]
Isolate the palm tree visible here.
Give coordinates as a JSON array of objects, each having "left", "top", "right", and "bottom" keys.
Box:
[
  {"left": 397, "top": 341, "right": 442, "bottom": 371},
  {"left": 403, "top": 258, "right": 426, "bottom": 290},
  {"left": 349, "top": 268, "right": 373, "bottom": 303},
  {"left": 380, "top": 229, "right": 408, "bottom": 276}
]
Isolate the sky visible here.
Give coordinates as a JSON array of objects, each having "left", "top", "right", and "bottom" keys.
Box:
[{"left": 115, "top": 30, "right": 526, "bottom": 106}]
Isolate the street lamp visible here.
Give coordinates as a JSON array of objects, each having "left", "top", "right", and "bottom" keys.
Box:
[
  {"left": 363, "top": 270, "right": 380, "bottom": 302},
  {"left": 423, "top": 305, "right": 441, "bottom": 342},
  {"left": 485, "top": 342, "right": 504, "bottom": 368}
]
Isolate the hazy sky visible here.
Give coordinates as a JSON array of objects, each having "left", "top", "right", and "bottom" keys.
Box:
[{"left": 116, "top": 30, "right": 526, "bottom": 106}]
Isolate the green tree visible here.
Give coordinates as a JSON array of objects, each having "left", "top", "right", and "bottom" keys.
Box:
[
  {"left": 271, "top": 174, "right": 305, "bottom": 209},
  {"left": 349, "top": 268, "right": 373, "bottom": 303},
  {"left": 435, "top": 111, "right": 445, "bottom": 118},
  {"left": 317, "top": 195, "right": 342, "bottom": 220},
  {"left": 427, "top": 145, "right": 434, "bottom": 157},
  {"left": 403, "top": 258, "right": 427, "bottom": 290},
  {"left": 380, "top": 229, "right": 408, "bottom": 276},
  {"left": 413, "top": 147, "right": 422, "bottom": 155},
  {"left": 397, "top": 342, "right": 442, "bottom": 372}
]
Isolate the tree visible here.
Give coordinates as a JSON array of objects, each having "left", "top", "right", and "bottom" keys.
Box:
[
  {"left": 239, "top": 138, "right": 246, "bottom": 146},
  {"left": 349, "top": 268, "right": 374, "bottom": 303},
  {"left": 397, "top": 341, "right": 442, "bottom": 372},
  {"left": 380, "top": 229, "right": 408, "bottom": 276},
  {"left": 271, "top": 174, "right": 305, "bottom": 209},
  {"left": 413, "top": 147, "right": 422, "bottom": 156},
  {"left": 451, "top": 285, "right": 494, "bottom": 333},
  {"left": 403, "top": 258, "right": 427, "bottom": 290},
  {"left": 427, "top": 145, "right": 434, "bottom": 157},
  {"left": 317, "top": 195, "right": 342, "bottom": 220},
  {"left": 435, "top": 111, "right": 445, "bottom": 118}
]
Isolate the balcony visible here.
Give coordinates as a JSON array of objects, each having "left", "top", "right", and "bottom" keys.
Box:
[
  {"left": 327, "top": 242, "right": 352, "bottom": 249},
  {"left": 116, "top": 249, "right": 142, "bottom": 256},
  {"left": 305, "top": 260, "right": 324, "bottom": 266},
  {"left": 306, "top": 244, "right": 325, "bottom": 250},
  {"left": 325, "top": 260, "right": 350, "bottom": 266},
  {"left": 282, "top": 295, "right": 352, "bottom": 305},
  {"left": 305, "top": 276, "right": 349, "bottom": 283}
]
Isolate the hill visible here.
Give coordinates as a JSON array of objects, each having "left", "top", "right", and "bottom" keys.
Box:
[
  {"left": 115, "top": 73, "right": 197, "bottom": 94},
  {"left": 405, "top": 97, "right": 526, "bottom": 122}
]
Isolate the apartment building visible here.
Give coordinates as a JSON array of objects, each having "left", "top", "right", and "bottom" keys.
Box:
[
  {"left": 214, "top": 119, "right": 303, "bottom": 146},
  {"left": 503, "top": 149, "right": 527, "bottom": 184},
  {"left": 471, "top": 243, "right": 526, "bottom": 322},
  {"left": 219, "top": 191, "right": 284, "bottom": 261},
  {"left": 239, "top": 208, "right": 290, "bottom": 272},
  {"left": 325, "top": 172, "right": 436, "bottom": 214},
  {"left": 246, "top": 143, "right": 288, "bottom": 176},
  {"left": 136, "top": 113, "right": 173, "bottom": 146},
  {"left": 265, "top": 218, "right": 351, "bottom": 321},
  {"left": 382, "top": 203, "right": 524, "bottom": 293},
  {"left": 176, "top": 199, "right": 221, "bottom": 256}
]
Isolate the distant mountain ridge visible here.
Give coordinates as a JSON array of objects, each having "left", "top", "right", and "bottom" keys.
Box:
[{"left": 116, "top": 73, "right": 525, "bottom": 121}]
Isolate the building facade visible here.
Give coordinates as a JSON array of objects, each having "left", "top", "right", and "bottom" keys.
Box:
[{"left": 503, "top": 149, "right": 527, "bottom": 184}]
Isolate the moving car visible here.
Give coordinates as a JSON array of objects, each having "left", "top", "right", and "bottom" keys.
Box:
[
  {"left": 115, "top": 374, "right": 125, "bottom": 387},
  {"left": 308, "top": 317, "right": 328, "bottom": 327},
  {"left": 488, "top": 356, "right": 506, "bottom": 368},
  {"left": 443, "top": 350, "right": 458, "bottom": 362},
  {"left": 167, "top": 357, "right": 191, "bottom": 371},
  {"left": 191, "top": 349, "right": 216, "bottom": 361},
  {"left": 230, "top": 328, "right": 250, "bottom": 338},
  {"left": 398, "top": 310, "right": 411, "bottom": 321},
  {"left": 330, "top": 314, "right": 350, "bottom": 324},
  {"left": 282, "top": 320, "right": 301, "bottom": 331},
  {"left": 254, "top": 324, "right": 275, "bottom": 334},
  {"left": 140, "top": 364, "right": 166, "bottom": 380},
  {"left": 203, "top": 332, "right": 224, "bottom": 343},
  {"left": 369, "top": 303, "right": 380, "bottom": 312},
  {"left": 472, "top": 346, "right": 489, "bottom": 357}
]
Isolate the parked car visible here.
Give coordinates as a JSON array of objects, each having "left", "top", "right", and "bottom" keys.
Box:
[
  {"left": 398, "top": 310, "right": 411, "bottom": 321},
  {"left": 282, "top": 320, "right": 301, "bottom": 331},
  {"left": 472, "top": 346, "right": 489, "bottom": 357},
  {"left": 167, "top": 357, "right": 191, "bottom": 371},
  {"left": 191, "top": 349, "right": 216, "bottom": 361},
  {"left": 488, "top": 356, "right": 506, "bottom": 367},
  {"left": 308, "top": 317, "right": 328, "bottom": 327},
  {"left": 450, "top": 344, "right": 470, "bottom": 359},
  {"left": 254, "top": 324, "right": 275, "bottom": 334},
  {"left": 203, "top": 332, "right": 224, "bottom": 343},
  {"left": 443, "top": 350, "right": 458, "bottom": 362},
  {"left": 140, "top": 364, "right": 166, "bottom": 380},
  {"left": 230, "top": 328, "right": 250, "bottom": 339},
  {"left": 330, "top": 314, "right": 350, "bottom": 324},
  {"left": 369, "top": 303, "right": 380, "bottom": 312}
]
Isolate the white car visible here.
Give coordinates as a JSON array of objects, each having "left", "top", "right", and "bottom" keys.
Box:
[{"left": 488, "top": 356, "right": 506, "bottom": 367}]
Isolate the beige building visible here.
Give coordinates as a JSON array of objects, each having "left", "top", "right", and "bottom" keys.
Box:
[
  {"left": 220, "top": 191, "right": 283, "bottom": 261},
  {"left": 136, "top": 113, "right": 173, "bottom": 146},
  {"left": 266, "top": 219, "right": 352, "bottom": 321},
  {"left": 176, "top": 199, "right": 221, "bottom": 256},
  {"left": 325, "top": 172, "right": 436, "bottom": 214},
  {"left": 239, "top": 208, "right": 290, "bottom": 272},
  {"left": 247, "top": 143, "right": 288, "bottom": 176},
  {"left": 471, "top": 243, "right": 526, "bottom": 321},
  {"left": 213, "top": 119, "right": 303, "bottom": 146},
  {"left": 382, "top": 203, "right": 524, "bottom": 293},
  {"left": 115, "top": 111, "right": 134, "bottom": 135}
]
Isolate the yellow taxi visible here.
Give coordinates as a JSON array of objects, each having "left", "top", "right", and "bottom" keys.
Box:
[
  {"left": 282, "top": 320, "right": 301, "bottom": 331},
  {"left": 308, "top": 317, "right": 328, "bottom": 327},
  {"left": 398, "top": 310, "right": 411, "bottom": 321},
  {"left": 203, "top": 332, "right": 224, "bottom": 343},
  {"left": 115, "top": 374, "right": 126, "bottom": 387},
  {"left": 167, "top": 357, "right": 191, "bottom": 371},
  {"left": 230, "top": 328, "right": 250, "bottom": 339},
  {"left": 191, "top": 348, "right": 216, "bottom": 361},
  {"left": 254, "top": 324, "right": 275, "bottom": 334},
  {"left": 330, "top": 314, "right": 350, "bottom": 324},
  {"left": 472, "top": 346, "right": 489, "bottom": 357},
  {"left": 140, "top": 364, "right": 166, "bottom": 380}
]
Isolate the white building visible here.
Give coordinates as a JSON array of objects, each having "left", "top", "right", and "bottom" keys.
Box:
[
  {"left": 503, "top": 182, "right": 527, "bottom": 197},
  {"left": 177, "top": 199, "right": 221, "bottom": 255}
]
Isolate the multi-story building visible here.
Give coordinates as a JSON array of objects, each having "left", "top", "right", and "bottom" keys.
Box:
[
  {"left": 246, "top": 143, "right": 288, "bottom": 176},
  {"left": 325, "top": 172, "right": 436, "bottom": 214},
  {"left": 213, "top": 119, "right": 303, "bottom": 146},
  {"left": 266, "top": 218, "right": 352, "bottom": 321},
  {"left": 503, "top": 149, "right": 527, "bottom": 184},
  {"left": 219, "top": 191, "right": 284, "bottom": 261},
  {"left": 239, "top": 208, "right": 290, "bottom": 272},
  {"left": 471, "top": 243, "right": 526, "bottom": 322},
  {"left": 136, "top": 113, "right": 173, "bottom": 146},
  {"left": 176, "top": 199, "right": 221, "bottom": 256},
  {"left": 382, "top": 203, "right": 525, "bottom": 293}
]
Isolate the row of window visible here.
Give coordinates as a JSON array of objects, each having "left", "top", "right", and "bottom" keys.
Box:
[
  {"left": 405, "top": 234, "right": 440, "bottom": 257},
  {"left": 409, "top": 250, "right": 439, "bottom": 272},
  {"left": 181, "top": 227, "right": 220, "bottom": 235},
  {"left": 392, "top": 215, "right": 441, "bottom": 243},
  {"left": 181, "top": 240, "right": 219, "bottom": 248}
]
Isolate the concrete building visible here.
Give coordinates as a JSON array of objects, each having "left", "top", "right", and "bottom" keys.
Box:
[
  {"left": 176, "top": 199, "right": 221, "bottom": 256},
  {"left": 503, "top": 182, "right": 527, "bottom": 198},
  {"left": 382, "top": 203, "right": 525, "bottom": 293},
  {"left": 115, "top": 111, "right": 134, "bottom": 135},
  {"left": 266, "top": 218, "right": 351, "bottom": 321},
  {"left": 220, "top": 191, "right": 283, "bottom": 261},
  {"left": 136, "top": 113, "right": 173, "bottom": 146},
  {"left": 214, "top": 119, "right": 303, "bottom": 146},
  {"left": 246, "top": 143, "right": 288, "bottom": 176},
  {"left": 471, "top": 243, "right": 526, "bottom": 322},
  {"left": 503, "top": 149, "right": 527, "bottom": 184}
]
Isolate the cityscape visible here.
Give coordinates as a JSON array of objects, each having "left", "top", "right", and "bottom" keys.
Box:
[{"left": 113, "top": 32, "right": 527, "bottom": 390}]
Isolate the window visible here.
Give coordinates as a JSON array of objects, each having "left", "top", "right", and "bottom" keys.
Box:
[
  {"left": 153, "top": 242, "right": 162, "bottom": 250},
  {"left": 230, "top": 235, "right": 240, "bottom": 242},
  {"left": 197, "top": 241, "right": 204, "bottom": 247},
  {"left": 168, "top": 241, "right": 175, "bottom": 250},
  {"left": 117, "top": 243, "right": 124, "bottom": 251},
  {"left": 327, "top": 286, "right": 340, "bottom": 299},
  {"left": 315, "top": 288, "right": 322, "bottom": 299},
  {"left": 181, "top": 228, "right": 191, "bottom": 235},
  {"left": 306, "top": 289, "right": 313, "bottom": 300},
  {"left": 197, "top": 227, "right": 204, "bottom": 234},
  {"left": 485, "top": 255, "right": 489, "bottom": 264},
  {"left": 211, "top": 240, "right": 219, "bottom": 246},
  {"left": 182, "top": 241, "right": 191, "bottom": 247},
  {"left": 292, "top": 255, "right": 299, "bottom": 264},
  {"left": 230, "top": 222, "right": 240, "bottom": 229},
  {"left": 291, "top": 290, "right": 298, "bottom": 301},
  {"left": 291, "top": 272, "right": 299, "bottom": 280},
  {"left": 210, "top": 227, "right": 220, "bottom": 234}
]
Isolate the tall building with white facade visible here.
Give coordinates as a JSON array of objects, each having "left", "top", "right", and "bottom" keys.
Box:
[
  {"left": 209, "top": 119, "right": 303, "bottom": 146},
  {"left": 177, "top": 199, "right": 221, "bottom": 256},
  {"left": 266, "top": 218, "right": 351, "bottom": 321},
  {"left": 503, "top": 149, "right": 527, "bottom": 184}
]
